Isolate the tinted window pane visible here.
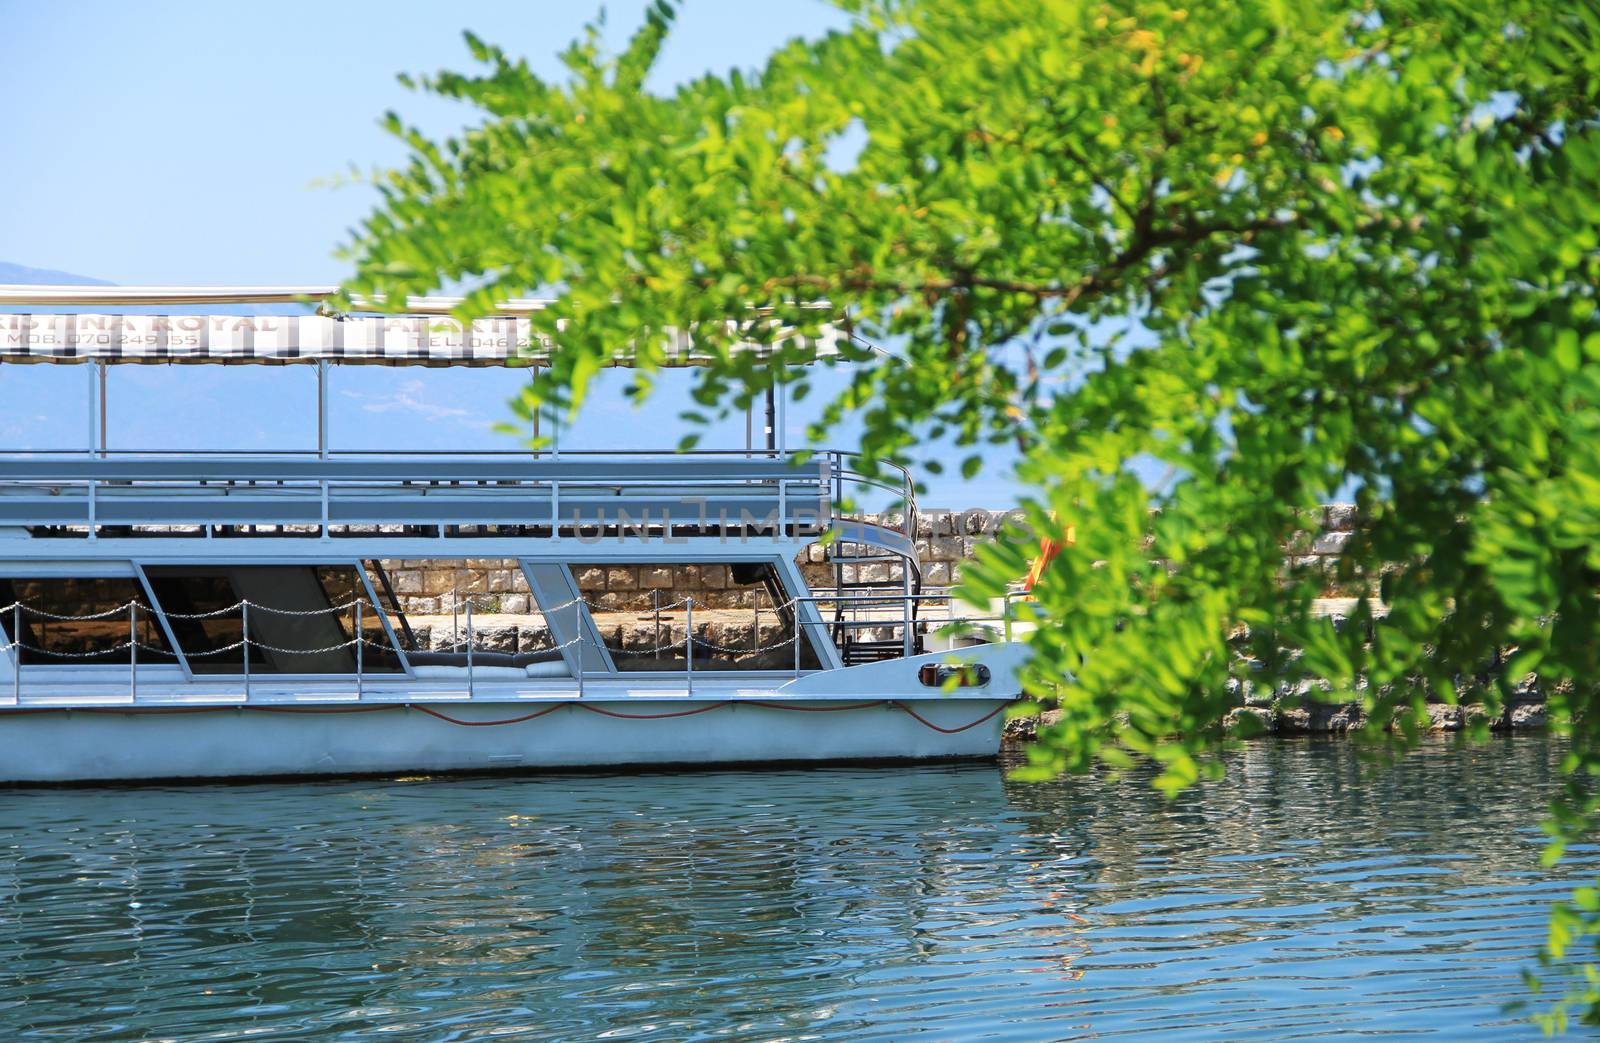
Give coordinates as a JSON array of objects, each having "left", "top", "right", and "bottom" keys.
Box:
[
  {"left": 144, "top": 565, "right": 402, "bottom": 675},
  {"left": 363, "top": 559, "right": 562, "bottom": 670},
  {"left": 571, "top": 562, "right": 820, "bottom": 672},
  {"left": 0, "top": 577, "right": 178, "bottom": 666}
]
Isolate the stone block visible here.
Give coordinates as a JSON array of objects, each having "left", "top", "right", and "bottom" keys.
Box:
[
  {"left": 501, "top": 594, "right": 530, "bottom": 614},
  {"left": 573, "top": 567, "right": 606, "bottom": 590},
  {"left": 421, "top": 571, "right": 459, "bottom": 596},
  {"left": 1312, "top": 531, "right": 1351, "bottom": 555},
  {"left": 487, "top": 569, "right": 517, "bottom": 592},
  {"left": 639, "top": 566, "right": 675, "bottom": 590},
  {"left": 925, "top": 562, "right": 951, "bottom": 586},
  {"left": 958, "top": 509, "right": 991, "bottom": 535},
  {"left": 391, "top": 570, "right": 423, "bottom": 595},
  {"left": 699, "top": 565, "right": 729, "bottom": 589},
  {"left": 606, "top": 568, "right": 638, "bottom": 591},
  {"left": 859, "top": 562, "right": 890, "bottom": 584},
  {"left": 1324, "top": 504, "right": 1357, "bottom": 530}
]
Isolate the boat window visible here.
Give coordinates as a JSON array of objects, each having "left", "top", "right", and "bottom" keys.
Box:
[
  {"left": 571, "top": 562, "right": 821, "bottom": 672},
  {"left": 362, "top": 559, "right": 562, "bottom": 672},
  {"left": 142, "top": 565, "right": 404, "bottom": 675},
  {"left": 0, "top": 577, "right": 178, "bottom": 666}
]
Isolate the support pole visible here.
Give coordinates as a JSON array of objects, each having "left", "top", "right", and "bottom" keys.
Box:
[
  {"left": 317, "top": 360, "right": 329, "bottom": 459},
  {"left": 764, "top": 386, "right": 776, "bottom": 453},
  {"left": 776, "top": 378, "right": 787, "bottom": 455},
  {"left": 85, "top": 363, "right": 97, "bottom": 458},
  {"left": 129, "top": 602, "right": 138, "bottom": 703},
  {"left": 685, "top": 597, "right": 694, "bottom": 695},
  {"left": 241, "top": 601, "right": 251, "bottom": 702},
  {"left": 466, "top": 597, "right": 475, "bottom": 700},
  {"left": 355, "top": 599, "right": 364, "bottom": 700},
  {"left": 902, "top": 563, "right": 913, "bottom": 658},
  {"left": 98, "top": 362, "right": 108, "bottom": 458},
  {"left": 13, "top": 603, "right": 21, "bottom": 703}
]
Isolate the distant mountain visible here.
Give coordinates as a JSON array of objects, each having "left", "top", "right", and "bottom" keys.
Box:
[
  {"left": 0, "top": 262, "right": 112, "bottom": 286},
  {"left": 0, "top": 263, "right": 307, "bottom": 315}
]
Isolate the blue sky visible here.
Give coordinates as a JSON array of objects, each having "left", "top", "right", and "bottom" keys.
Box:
[{"left": 0, "top": 0, "right": 1022, "bottom": 507}]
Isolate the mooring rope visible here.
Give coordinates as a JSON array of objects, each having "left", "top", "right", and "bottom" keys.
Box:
[{"left": 0, "top": 698, "right": 1010, "bottom": 734}]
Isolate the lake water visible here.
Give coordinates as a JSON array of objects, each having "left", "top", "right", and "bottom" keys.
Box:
[{"left": 1, "top": 736, "right": 1595, "bottom": 1041}]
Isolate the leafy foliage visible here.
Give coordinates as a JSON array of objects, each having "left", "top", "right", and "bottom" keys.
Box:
[{"left": 338, "top": 0, "right": 1600, "bottom": 1022}]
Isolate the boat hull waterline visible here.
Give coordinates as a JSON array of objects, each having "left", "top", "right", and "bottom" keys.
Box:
[{"left": 0, "top": 694, "right": 1011, "bottom": 782}]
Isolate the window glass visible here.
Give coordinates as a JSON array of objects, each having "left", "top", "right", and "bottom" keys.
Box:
[
  {"left": 571, "top": 562, "right": 821, "bottom": 672},
  {"left": 143, "top": 565, "right": 402, "bottom": 675},
  {"left": 362, "top": 559, "right": 561, "bottom": 670},
  {"left": 0, "top": 577, "right": 177, "bottom": 666}
]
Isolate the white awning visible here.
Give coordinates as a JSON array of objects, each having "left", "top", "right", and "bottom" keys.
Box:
[{"left": 0, "top": 286, "right": 846, "bottom": 367}]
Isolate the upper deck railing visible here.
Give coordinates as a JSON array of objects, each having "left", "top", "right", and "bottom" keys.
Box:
[{"left": 0, "top": 449, "right": 917, "bottom": 550}]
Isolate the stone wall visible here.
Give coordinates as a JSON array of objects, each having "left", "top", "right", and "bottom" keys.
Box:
[{"left": 377, "top": 504, "right": 1363, "bottom": 615}]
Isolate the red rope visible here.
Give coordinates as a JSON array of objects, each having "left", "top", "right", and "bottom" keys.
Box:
[
  {"left": 574, "top": 701, "right": 733, "bottom": 720},
  {"left": 411, "top": 703, "right": 569, "bottom": 726},
  {"left": 0, "top": 698, "right": 1009, "bottom": 733},
  {"left": 889, "top": 700, "right": 1009, "bottom": 734}
]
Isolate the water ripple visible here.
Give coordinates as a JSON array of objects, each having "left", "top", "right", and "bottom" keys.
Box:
[{"left": 0, "top": 736, "right": 1594, "bottom": 1041}]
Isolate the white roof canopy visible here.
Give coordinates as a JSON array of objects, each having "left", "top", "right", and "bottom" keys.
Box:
[{"left": 0, "top": 286, "right": 846, "bottom": 367}]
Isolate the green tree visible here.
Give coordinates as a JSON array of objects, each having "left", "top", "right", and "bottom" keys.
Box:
[{"left": 336, "top": 0, "right": 1600, "bottom": 1025}]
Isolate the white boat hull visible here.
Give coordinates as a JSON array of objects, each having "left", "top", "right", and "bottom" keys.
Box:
[{"left": 0, "top": 695, "right": 1009, "bottom": 783}]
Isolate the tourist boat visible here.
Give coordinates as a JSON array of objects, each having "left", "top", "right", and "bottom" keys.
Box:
[{"left": 0, "top": 286, "right": 1024, "bottom": 783}]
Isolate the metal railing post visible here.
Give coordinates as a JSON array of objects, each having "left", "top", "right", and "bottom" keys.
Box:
[
  {"left": 129, "top": 602, "right": 138, "bottom": 703},
  {"left": 685, "top": 597, "right": 694, "bottom": 695},
  {"left": 653, "top": 589, "right": 661, "bottom": 653},
  {"left": 12, "top": 604, "right": 20, "bottom": 703},
  {"left": 466, "top": 596, "right": 475, "bottom": 700},
  {"left": 902, "top": 566, "right": 913, "bottom": 659},
  {"left": 242, "top": 601, "right": 251, "bottom": 702},
  {"left": 777, "top": 479, "right": 787, "bottom": 542},
  {"left": 355, "top": 599, "right": 364, "bottom": 699},
  {"left": 794, "top": 612, "right": 802, "bottom": 677}
]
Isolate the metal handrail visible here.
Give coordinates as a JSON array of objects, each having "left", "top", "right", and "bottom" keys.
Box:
[
  {"left": 0, "top": 447, "right": 916, "bottom": 519},
  {"left": 0, "top": 448, "right": 918, "bottom": 549}
]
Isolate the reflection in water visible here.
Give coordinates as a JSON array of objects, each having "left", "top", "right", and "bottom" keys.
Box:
[{"left": 0, "top": 737, "right": 1593, "bottom": 1041}]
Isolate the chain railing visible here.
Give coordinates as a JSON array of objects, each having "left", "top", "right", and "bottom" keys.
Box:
[{"left": 0, "top": 582, "right": 1022, "bottom": 706}]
